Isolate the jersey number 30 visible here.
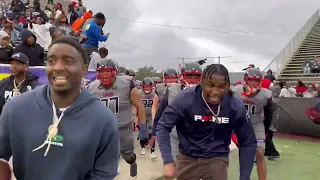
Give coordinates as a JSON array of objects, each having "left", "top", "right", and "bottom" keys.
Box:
[
  {"left": 101, "top": 96, "right": 120, "bottom": 114},
  {"left": 244, "top": 104, "right": 256, "bottom": 115},
  {"left": 142, "top": 99, "right": 153, "bottom": 107}
]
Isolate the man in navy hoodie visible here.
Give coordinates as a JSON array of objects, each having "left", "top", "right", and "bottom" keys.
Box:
[
  {"left": 13, "top": 29, "right": 45, "bottom": 66},
  {"left": 156, "top": 64, "right": 256, "bottom": 180},
  {"left": 151, "top": 62, "right": 203, "bottom": 161},
  {"left": 0, "top": 37, "right": 120, "bottom": 179}
]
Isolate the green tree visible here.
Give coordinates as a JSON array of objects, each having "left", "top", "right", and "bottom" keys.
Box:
[{"left": 136, "top": 66, "right": 162, "bottom": 80}]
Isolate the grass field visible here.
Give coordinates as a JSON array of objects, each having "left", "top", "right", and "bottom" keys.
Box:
[
  {"left": 156, "top": 137, "right": 320, "bottom": 180},
  {"left": 229, "top": 137, "right": 320, "bottom": 180}
]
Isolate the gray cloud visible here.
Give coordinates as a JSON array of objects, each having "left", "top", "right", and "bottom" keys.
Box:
[{"left": 87, "top": 0, "right": 320, "bottom": 71}]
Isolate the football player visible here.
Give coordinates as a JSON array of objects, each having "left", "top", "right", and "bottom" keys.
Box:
[
  {"left": 149, "top": 62, "right": 202, "bottom": 161},
  {"left": 134, "top": 77, "right": 157, "bottom": 160},
  {"left": 232, "top": 68, "right": 273, "bottom": 180},
  {"left": 151, "top": 68, "right": 179, "bottom": 121},
  {"left": 87, "top": 59, "right": 147, "bottom": 179},
  {"left": 151, "top": 77, "right": 162, "bottom": 87},
  {"left": 125, "top": 69, "right": 136, "bottom": 79}
]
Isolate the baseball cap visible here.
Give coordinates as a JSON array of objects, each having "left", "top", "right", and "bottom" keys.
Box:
[{"left": 7, "top": 52, "right": 29, "bottom": 64}]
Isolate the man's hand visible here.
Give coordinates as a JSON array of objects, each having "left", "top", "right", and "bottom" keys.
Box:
[
  {"left": 163, "top": 162, "right": 176, "bottom": 180},
  {"left": 148, "top": 136, "right": 156, "bottom": 148},
  {"left": 0, "top": 159, "right": 11, "bottom": 180},
  {"left": 104, "top": 32, "right": 110, "bottom": 37}
]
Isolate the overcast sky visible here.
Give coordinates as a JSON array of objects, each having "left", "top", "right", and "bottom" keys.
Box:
[{"left": 86, "top": 0, "right": 320, "bottom": 72}]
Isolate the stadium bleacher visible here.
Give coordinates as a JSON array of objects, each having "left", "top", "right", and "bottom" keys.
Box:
[
  {"left": 265, "top": 10, "right": 320, "bottom": 86},
  {"left": 278, "top": 22, "right": 320, "bottom": 85}
]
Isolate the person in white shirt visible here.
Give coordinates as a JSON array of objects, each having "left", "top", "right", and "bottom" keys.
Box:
[
  {"left": 88, "top": 47, "right": 108, "bottom": 69},
  {"left": 303, "top": 84, "right": 317, "bottom": 98},
  {"left": 279, "top": 82, "right": 296, "bottom": 97}
]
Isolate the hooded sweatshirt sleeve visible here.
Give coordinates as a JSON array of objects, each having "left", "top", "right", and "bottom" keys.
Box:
[
  {"left": 0, "top": 100, "right": 12, "bottom": 161},
  {"left": 233, "top": 99, "right": 256, "bottom": 180},
  {"left": 156, "top": 91, "right": 184, "bottom": 165},
  {"left": 88, "top": 111, "right": 120, "bottom": 180},
  {"left": 152, "top": 89, "right": 168, "bottom": 136}
]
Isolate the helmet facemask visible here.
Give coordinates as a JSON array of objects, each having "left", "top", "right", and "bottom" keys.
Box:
[
  {"left": 180, "top": 72, "right": 202, "bottom": 88},
  {"left": 97, "top": 66, "right": 117, "bottom": 87},
  {"left": 142, "top": 85, "right": 153, "bottom": 94},
  {"left": 164, "top": 76, "right": 179, "bottom": 84},
  {"left": 242, "top": 76, "right": 262, "bottom": 97}
]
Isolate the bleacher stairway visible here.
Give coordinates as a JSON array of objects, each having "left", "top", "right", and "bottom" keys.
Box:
[
  {"left": 278, "top": 22, "right": 320, "bottom": 85},
  {"left": 263, "top": 10, "right": 320, "bottom": 86}
]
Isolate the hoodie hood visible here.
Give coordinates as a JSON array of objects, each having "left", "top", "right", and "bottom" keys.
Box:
[
  {"left": 82, "top": 12, "right": 92, "bottom": 20},
  {"left": 20, "top": 29, "right": 37, "bottom": 45},
  {"left": 25, "top": 72, "right": 39, "bottom": 81},
  {"left": 35, "top": 84, "right": 98, "bottom": 114}
]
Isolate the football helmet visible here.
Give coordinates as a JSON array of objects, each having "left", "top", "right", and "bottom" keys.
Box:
[
  {"left": 242, "top": 68, "right": 263, "bottom": 97},
  {"left": 180, "top": 62, "right": 202, "bottom": 88},
  {"left": 163, "top": 68, "right": 179, "bottom": 84},
  {"left": 96, "top": 59, "right": 118, "bottom": 87},
  {"left": 142, "top": 77, "right": 154, "bottom": 94},
  {"left": 125, "top": 69, "right": 136, "bottom": 77},
  {"left": 151, "top": 77, "right": 162, "bottom": 86}
]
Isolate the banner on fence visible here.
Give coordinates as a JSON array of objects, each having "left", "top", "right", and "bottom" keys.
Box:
[
  {"left": 0, "top": 64, "right": 96, "bottom": 86},
  {"left": 278, "top": 97, "right": 320, "bottom": 138}
]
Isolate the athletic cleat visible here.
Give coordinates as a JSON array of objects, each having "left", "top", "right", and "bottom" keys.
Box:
[
  {"left": 150, "top": 152, "right": 157, "bottom": 160},
  {"left": 140, "top": 148, "right": 146, "bottom": 155}
]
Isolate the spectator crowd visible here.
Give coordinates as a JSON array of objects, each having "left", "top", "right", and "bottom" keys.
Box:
[{"left": 0, "top": 0, "right": 111, "bottom": 66}]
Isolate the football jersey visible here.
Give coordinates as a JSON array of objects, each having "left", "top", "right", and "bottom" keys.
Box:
[
  {"left": 232, "top": 84, "right": 272, "bottom": 124},
  {"left": 87, "top": 76, "right": 134, "bottom": 127},
  {"left": 155, "top": 83, "right": 166, "bottom": 101},
  {"left": 137, "top": 89, "right": 155, "bottom": 118}
]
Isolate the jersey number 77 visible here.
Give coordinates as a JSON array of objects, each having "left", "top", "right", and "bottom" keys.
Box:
[
  {"left": 244, "top": 104, "right": 256, "bottom": 115},
  {"left": 101, "top": 96, "right": 120, "bottom": 114}
]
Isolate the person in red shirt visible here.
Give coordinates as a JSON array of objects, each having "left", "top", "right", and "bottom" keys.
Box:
[
  {"left": 295, "top": 80, "right": 307, "bottom": 97},
  {"left": 261, "top": 76, "right": 272, "bottom": 89}
]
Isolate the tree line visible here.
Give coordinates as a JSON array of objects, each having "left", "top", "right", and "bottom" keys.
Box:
[{"left": 119, "top": 66, "right": 162, "bottom": 81}]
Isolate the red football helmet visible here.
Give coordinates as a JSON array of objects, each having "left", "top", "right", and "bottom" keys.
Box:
[{"left": 242, "top": 68, "right": 263, "bottom": 97}]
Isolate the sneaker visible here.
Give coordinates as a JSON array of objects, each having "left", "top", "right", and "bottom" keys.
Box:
[
  {"left": 150, "top": 152, "right": 157, "bottom": 160},
  {"left": 140, "top": 148, "right": 146, "bottom": 155}
]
